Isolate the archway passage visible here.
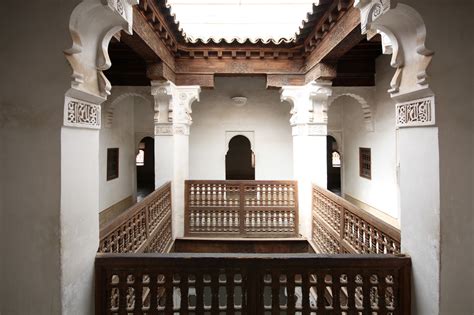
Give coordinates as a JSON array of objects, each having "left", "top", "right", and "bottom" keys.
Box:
[
  {"left": 327, "top": 135, "right": 341, "bottom": 194},
  {"left": 136, "top": 137, "right": 155, "bottom": 200},
  {"left": 226, "top": 135, "right": 255, "bottom": 180}
]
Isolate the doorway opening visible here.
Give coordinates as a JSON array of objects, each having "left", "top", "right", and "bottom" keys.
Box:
[
  {"left": 136, "top": 137, "right": 155, "bottom": 201},
  {"left": 225, "top": 135, "right": 255, "bottom": 180},
  {"left": 327, "top": 135, "right": 341, "bottom": 194}
]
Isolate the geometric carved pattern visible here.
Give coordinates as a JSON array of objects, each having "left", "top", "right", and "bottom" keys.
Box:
[
  {"left": 312, "top": 185, "right": 401, "bottom": 254},
  {"left": 96, "top": 254, "right": 411, "bottom": 314},
  {"left": 98, "top": 182, "right": 172, "bottom": 253},
  {"left": 185, "top": 180, "right": 298, "bottom": 237},
  {"left": 63, "top": 96, "right": 101, "bottom": 129},
  {"left": 396, "top": 96, "right": 435, "bottom": 128}
]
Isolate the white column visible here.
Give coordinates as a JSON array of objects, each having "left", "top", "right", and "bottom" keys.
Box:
[
  {"left": 281, "top": 81, "right": 332, "bottom": 239},
  {"left": 151, "top": 81, "right": 201, "bottom": 237}
]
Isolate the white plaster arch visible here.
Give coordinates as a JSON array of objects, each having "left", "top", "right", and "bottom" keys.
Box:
[
  {"left": 225, "top": 131, "right": 256, "bottom": 153},
  {"left": 104, "top": 89, "right": 154, "bottom": 128},
  {"left": 328, "top": 90, "right": 375, "bottom": 132},
  {"left": 354, "top": 0, "right": 434, "bottom": 101}
]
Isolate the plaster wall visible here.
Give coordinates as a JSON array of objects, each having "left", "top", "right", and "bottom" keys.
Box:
[
  {"left": 329, "top": 56, "right": 399, "bottom": 219},
  {"left": 100, "top": 97, "right": 135, "bottom": 212},
  {"left": 189, "top": 76, "right": 293, "bottom": 180},
  {"left": 0, "top": 1, "right": 80, "bottom": 313},
  {"left": 401, "top": 0, "right": 474, "bottom": 313}
]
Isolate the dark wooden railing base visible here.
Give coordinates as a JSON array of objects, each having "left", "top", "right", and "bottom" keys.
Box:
[{"left": 96, "top": 253, "right": 411, "bottom": 314}]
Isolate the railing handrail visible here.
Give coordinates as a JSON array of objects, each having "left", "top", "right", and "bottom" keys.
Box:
[
  {"left": 313, "top": 184, "right": 400, "bottom": 242},
  {"left": 96, "top": 252, "right": 411, "bottom": 314},
  {"left": 184, "top": 179, "right": 299, "bottom": 237},
  {"left": 99, "top": 181, "right": 171, "bottom": 240},
  {"left": 98, "top": 181, "right": 173, "bottom": 253}
]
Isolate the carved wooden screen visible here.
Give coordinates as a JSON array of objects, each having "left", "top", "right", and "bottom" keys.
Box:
[
  {"left": 96, "top": 253, "right": 411, "bottom": 314},
  {"left": 98, "top": 182, "right": 173, "bottom": 254},
  {"left": 185, "top": 180, "right": 298, "bottom": 237},
  {"left": 312, "top": 184, "right": 401, "bottom": 254}
]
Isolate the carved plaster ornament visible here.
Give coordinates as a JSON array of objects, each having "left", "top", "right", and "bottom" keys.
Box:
[{"left": 231, "top": 97, "right": 248, "bottom": 107}]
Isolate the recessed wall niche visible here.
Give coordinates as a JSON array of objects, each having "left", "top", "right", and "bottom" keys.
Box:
[{"left": 107, "top": 148, "right": 119, "bottom": 181}]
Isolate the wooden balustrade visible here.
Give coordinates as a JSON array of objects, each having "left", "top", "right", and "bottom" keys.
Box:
[
  {"left": 184, "top": 180, "right": 299, "bottom": 237},
  {"left": 312, "top": 185, "right": 401, "bottom": 254},
  {"left": 95, "top": 253, "right": 411, "bottom": 314},
  {"left": 99, "top": 182, "right": 173, "bottom": 254}
]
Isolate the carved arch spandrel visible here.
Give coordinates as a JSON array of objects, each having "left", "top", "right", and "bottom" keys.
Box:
[
  {"left": 328, "top": 88, "right": 375, "bottom": 132},
  {"left": 104, "top": 88, "right": 154, "bottom": 128}
]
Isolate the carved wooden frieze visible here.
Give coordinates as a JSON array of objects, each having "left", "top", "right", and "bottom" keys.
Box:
[
  {"left": 396, "top": 96, "right": 435, "bottom": 128},
  {"left": 64, "top": 96, "right": 101, "bottom": 129}
]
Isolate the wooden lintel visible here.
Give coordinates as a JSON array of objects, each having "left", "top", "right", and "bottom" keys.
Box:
[
  {"left": 305, "top": 63, "right": 337, "bottom": 84},
  {"left": 305, "top": 6, "right": 361, "bottom": 72},
  {"left": 266, "top": 74, "right": 305, "bottom": 88},
  {"left": 131, "top": 7, "right": 175, "bottom": 70},
  {"left": 175, "top": 74, "right": 215, "bottom": 88},
  {"left": 146, "top": 62, "right": 176, "bottom": 83},
  {"left": 175, "top": 58, "right": 305, "bottom": 75}
]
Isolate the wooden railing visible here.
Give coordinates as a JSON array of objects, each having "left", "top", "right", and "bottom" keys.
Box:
[
  {"left": 184, "top": 180, "right": 299, "bottom": 237},
  {"left": 96, "top": 253, "right": 411, "bottom": 314},
  {"left": 312, "top": 185, "right": 401, "bottom": 254},
  {"left": 98, "top": 182, "right": 173, "bottom": 254}
]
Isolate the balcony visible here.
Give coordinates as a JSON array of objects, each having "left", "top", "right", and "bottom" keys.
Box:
[{"left": 96, "top": 180, "right": 409, "bottom": 314}]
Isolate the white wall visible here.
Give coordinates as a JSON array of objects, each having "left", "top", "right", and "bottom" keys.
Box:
[
  {"left": 403, "top": 0, "right": 474, "bottom": 313},
  {"left": 189, "top": 76, "right": 293, "bottom": 180},
  {"left": 328, "top": 57, "right": 399, "bottom": 219},
  {"left": 0, "top": 1, "right": 79, "bottom": 313},
  {"left": 99, "top": 90, "right": 154, "bottom": 211}
]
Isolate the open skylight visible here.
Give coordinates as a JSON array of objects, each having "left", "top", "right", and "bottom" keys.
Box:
[{"left": 166, "top": 0, "right": 318, "bottom": 42}]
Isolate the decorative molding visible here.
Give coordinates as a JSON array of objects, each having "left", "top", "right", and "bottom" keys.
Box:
[
  {"left": 354, "top": 0, "right": 434, "bottom": 100},
  {"left": 64, "top": 96, "right": 101, "bottom": 129},
  {"left": 280, "top": 80, "right": 333, "bottom": 127},
  {"left": 104, "top": 88, "right": 153, "bottom": 128},
  {"left": 396, "top": 96, "right": 435, "bottom": 128},
  {"left": 292, "top": 124, "right": 328, "bottom": 136},
  {"left": 154, "top": 123, "right": 190, "bottom": 136},
  {"left": 329, "top": 87, "right": 375, "bottom": 132},
  {"left": 64, "top": 0, "right": 138, "bottom": 102}
]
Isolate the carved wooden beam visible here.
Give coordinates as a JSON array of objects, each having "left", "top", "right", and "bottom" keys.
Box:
[
  {"left": 266, "top": 75, "right": 306, "bottom": 88},
  {"left": 175, "top": 74, "right": 215, "bottom": 88},
  {"left": 146, "top": 62, "right": 176, "bottom": 83},
  {"left": 131, "top": 5, "right": 175, "bottom": 70},
  {"left": 305, "top": 5, "right": 361, "bottom": 72}
]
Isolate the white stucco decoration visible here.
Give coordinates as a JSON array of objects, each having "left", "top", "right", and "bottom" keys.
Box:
[
  {"left": 354, "top": 0, "right": 434, "bottom": 101},
  {"left": 329, "top": 87, "right": 376, "bottom": 132},
  {"left": 231, "top": 96, "right": 248, "bottom": 107},
  {"left": 151, "top": 81, "right": 201, "bottom": 136},
  {"left": 64, "top": 0, "right": 138, "bottom": 103},
  {"left": 280, "top": 80, "right": 333, "bottom": 133},
  {"left": 395, "top": 95, "right": 435, "bottom": 128},
  {"left": 104, "top": 87, "right": 153, "bottom": 128}
]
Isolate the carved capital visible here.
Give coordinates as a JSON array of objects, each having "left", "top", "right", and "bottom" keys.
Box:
[
  {"left": 151, "top": 80, "right": 201, "bottom": 128},
  {"left": 154, "top": 123, "right": 190, "bottom": 136},
  {"left": 280, "top": 80, "right": 332, "bottom": 126},
  {"left": 64, "top": 0, "right": 138, "bottom": 103}
]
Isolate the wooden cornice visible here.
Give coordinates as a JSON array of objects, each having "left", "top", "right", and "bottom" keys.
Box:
[{"left": 108, "top": 0, "right": 380, "bottom": 88}]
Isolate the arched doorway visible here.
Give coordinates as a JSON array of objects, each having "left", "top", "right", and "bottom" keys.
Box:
[
  {"left": 226, "top": 135, "right": 255, "bottom": 180},
  {"left": 327, "top": 135, "right": 341, "bottom": 194},
  {"left": 136, "top": 137, "right": 155, "bottom": 200}
]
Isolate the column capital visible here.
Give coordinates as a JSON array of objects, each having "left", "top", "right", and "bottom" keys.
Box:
[
  {"left": 151, "top": 80, "right": 201, "bottom": 129},
  {"left": 280, "top": 80, "right": 332, "bottom": 134}
]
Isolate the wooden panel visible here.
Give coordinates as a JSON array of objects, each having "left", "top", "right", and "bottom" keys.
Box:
[
  {"left": 185, "top": 180, "right": 299, "bottom": 238},
  {"left": 174, "top": 238, "right": 312, "bottom": 253},
  {"left": 312, "top": 184, "right": 401, "bottom": 254},
  {"left": 96, "top": 253, "right": 411, "bottom": 314},
  {"left": 98, "top": 182, "right": 173, "bottom": 254}
]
